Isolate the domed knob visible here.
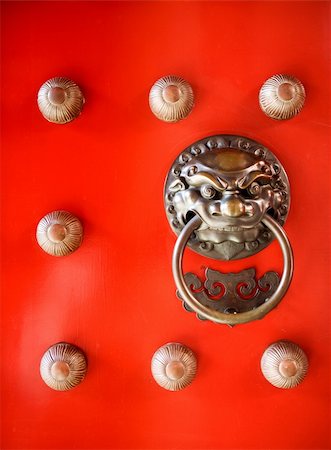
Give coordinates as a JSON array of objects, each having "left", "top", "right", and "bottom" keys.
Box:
[
  {"left": 40, "top": 342, "right": 87, "bottom": 391},
  {"left": 149, "top": 75, "right": 194, "bottom": 123},
  {"left": 261, "top": 340, "right": 308, "bottom": 389},
  {"left": 37, "top": 77, "right": 85, "bottom": 124},
  {"left": 36, "top": 210, "right": 83, "bottom": 256},
  {"left": 151, "top": 343, "right": 197, "bottom": 391},
  {"left": 259, "top": 74, "right": 305, "bottom": 120},
  {"left": 47, "top": 86, "right": 67, "bottom": 105}
]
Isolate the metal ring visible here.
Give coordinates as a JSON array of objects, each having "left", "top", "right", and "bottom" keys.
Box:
[{"left": 172, "top": 214, "right": 293, "bottom": 325}]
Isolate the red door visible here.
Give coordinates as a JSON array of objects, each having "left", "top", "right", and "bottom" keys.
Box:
[{"left": 1, "top": 2, "right": 330, "bottom": 449}]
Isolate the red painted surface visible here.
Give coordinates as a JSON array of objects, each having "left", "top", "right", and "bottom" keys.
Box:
[{"left": 1, "top": 2, "right": 330, "bottom": 449}]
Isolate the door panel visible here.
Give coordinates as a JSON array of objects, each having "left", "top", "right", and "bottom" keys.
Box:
[{"left": 1, "top": 2, "right": 330, "bottom": 449}]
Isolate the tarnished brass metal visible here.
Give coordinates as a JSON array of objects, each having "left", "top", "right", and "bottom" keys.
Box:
[
  {"left": 165, "top": 135, "right": 293, "bottom": 325},
  {"left": 165, "top": 135, "right": 290, "bottom": 260},
  {"left": 173, "top": 214, "right": 293, "bottom": 325},
  {"left": 177, "top": 267, "right": 280, "bottom": 319},
  {"left": 149, "top": 75, "right": 194, "bottom": 122},
  {"left": 259, "top": 74, "right": 305, "bottom": 120},
  {"left": 261, "top": 340, "right": 308, "bottom": 388},
  {"left": 151, "top": 343, "right": 197, "bottom": 391},
  {"left": 37, "top": 77, "right": 85, "bottom": 124},
  {"left": 36, "top": 210, "right": 83, "bottom": 256},
  {"left": 40, "top": 342, "right": 87, "bottom": 391}
]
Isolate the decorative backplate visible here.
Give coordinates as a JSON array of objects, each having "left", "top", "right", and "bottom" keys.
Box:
[
  {"left": 177, "top": 267, "right": 279, "bottom": 321},
  {"left": 261, "top": 340, "right": 308, "bottom": 389},
  {"left": 151, "top": 343, "right": 197, "bottom": 391},
  {"left": 164, "top": 135, "right": 290, "bottom": 260},
  {"left": 40, "top": 342, "right": 87, "bottom": 391}
]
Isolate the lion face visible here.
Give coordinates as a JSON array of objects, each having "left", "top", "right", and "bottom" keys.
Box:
[{"left": 165, "top": 137, "right": 290, "bottom": 260}]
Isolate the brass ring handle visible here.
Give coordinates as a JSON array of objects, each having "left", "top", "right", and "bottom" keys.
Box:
[{"left": 172, "top": 214, "right": 293, "bottom": 326}]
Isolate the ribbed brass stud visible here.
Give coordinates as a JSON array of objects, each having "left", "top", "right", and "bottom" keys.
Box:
[
  {"left": 259, "top": 74, "right": 305, "bottom": 120},
  {"left": 261, "top": 340, "right": 308, "bottom": 389},
  {"left": 40, "top": 342, "right": 87, "bottom": 391},
  {"left": 151, "top": 343, "right": 197, "bottom": 391},
  {"left": 36, "top": 210, "right": 83, "bottom": 256},
  {"left": 38, "top": 77, "right": 84, "bottom": 124},
  {"left": 149, "top": 75, "right": 194, "bottom": 123}
]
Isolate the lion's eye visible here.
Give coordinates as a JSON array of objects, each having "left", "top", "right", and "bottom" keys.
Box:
[
  {"left": 201, "top": 185, "right": 216, "bottom": 199},
  {"left": 188, "top": 166, "right": 198, "bottom": 176},
  {"left": 248, "top": 182, "right": 261, "bottom": 196}
]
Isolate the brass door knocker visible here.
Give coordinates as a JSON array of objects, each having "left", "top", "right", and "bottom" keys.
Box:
[{"left": 164, "top": 135, "right": 293, "bottom": 326}]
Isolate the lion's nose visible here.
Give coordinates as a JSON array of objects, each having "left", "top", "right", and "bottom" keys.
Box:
[
  {"left": 208, "top": 203, "right": 222, "bottom": 216},
  {"left": 221, "top": 196, "right": 245, "bottom": 218}
]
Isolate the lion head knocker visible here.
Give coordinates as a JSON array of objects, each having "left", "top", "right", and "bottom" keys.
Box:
[{"left": 165, "top": 135, "right": 293, "bottom": 325}]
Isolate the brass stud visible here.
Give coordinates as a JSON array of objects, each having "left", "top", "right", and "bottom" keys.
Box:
[
  {"left": 259, "top": 74, "right": 305, "bottom": 120},
  {"left": 40, "top": 342, "right": 87, "bottom": 391},
  {"left": 37, "top": 77, "right": 85, "bottom": 124},
  {"left": 261, "top": 340, "right": 308, "bottom": 389},
  {"left": 36, "top": 210, "right": 83, "bottom": 256},
  {"left": 151, "top": 343, "right": 197, "bottom": 391},
  {"left": 149, "top": 75, "right": 194, "bottom": 123}
]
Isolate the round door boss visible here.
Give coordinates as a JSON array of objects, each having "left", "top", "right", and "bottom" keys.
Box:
[
  {"left": 36, "top": 210, "right": 83, "bottom": 257},
  {"left": 259, "top": 74, "right": 305, "bottom": 121},
  {"left": 151, "top": 343, "right": 197, "bottom": 391},
  {"left": 37, "top": 77, "right": 85, "bottom": 124},
  {"left": 261, "top": 340, "right": 308, "bottom": 389},
  {"left": 164, "top": 135, "right": 293, "bottom": 325},
  {"left": 40, "top": 342, "right": 87, "bottom": 391}
]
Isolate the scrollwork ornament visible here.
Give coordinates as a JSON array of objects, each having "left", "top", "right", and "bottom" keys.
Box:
[{"left": 177, "top": 267, "right": 280, "bottom": 320}]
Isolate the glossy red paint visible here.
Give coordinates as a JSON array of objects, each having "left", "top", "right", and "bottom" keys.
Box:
[{"left": 1, "top": 2, "right": 330, "bottom": 449}]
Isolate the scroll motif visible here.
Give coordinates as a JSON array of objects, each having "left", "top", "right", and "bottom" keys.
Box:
[{"left": 177, "top": 268, "right": 280, "bottom": 321}]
